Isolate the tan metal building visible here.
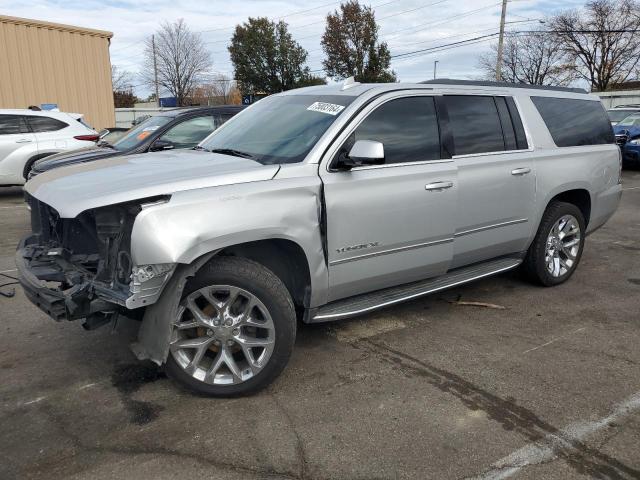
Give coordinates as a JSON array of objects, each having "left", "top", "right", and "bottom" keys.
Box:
[{"left": 0, "top": 15, "right": 114, "bottom": 130}]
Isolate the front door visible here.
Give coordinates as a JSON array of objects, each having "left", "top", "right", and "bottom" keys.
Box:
[
  {"left": 320, "top": 94, "right": 458, "bottom": 302},
  {"left": 0, "top": 115, "right": 37, "bottom": 184}
]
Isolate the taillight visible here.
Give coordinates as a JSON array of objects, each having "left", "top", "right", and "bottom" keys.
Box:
[{"left": 74, "top": 134, "right": 100, "bottom": 142}]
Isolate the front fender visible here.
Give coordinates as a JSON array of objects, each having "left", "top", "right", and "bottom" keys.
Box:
[{"left": 130, "top": 177, "right": 329, "bottom": 307}]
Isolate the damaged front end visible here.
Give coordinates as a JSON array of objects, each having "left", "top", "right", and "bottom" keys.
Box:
[{"left": 16, "top": 195, "right": 174, "bottom": 329}]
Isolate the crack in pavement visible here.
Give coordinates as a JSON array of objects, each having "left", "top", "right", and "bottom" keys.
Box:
[
  {"left": 31, "top": 403, "right": 303, "bottom": 480},
  {"left": 270, "top": 392, "right": 308, "bottom": 480},
  {"left": 357, "top": 339, "right": 640, "bottom": 480}
]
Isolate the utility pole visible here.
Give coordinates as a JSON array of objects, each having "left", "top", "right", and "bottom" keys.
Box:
[
  {"left": 152, "top": 34, "right": 160, "bottom": 107},
  {"left": 434, "top": 60, "right": 439, "bottom": 80},
  {"left": 496, "top": 0, "right": 508, "bottom": 81}
]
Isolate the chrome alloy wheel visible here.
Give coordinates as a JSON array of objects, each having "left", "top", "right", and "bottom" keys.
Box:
[
  {"left": 545, "top": 214, "right": 581, "bottom": 278},
  {"left": 170, "top": 285, "right": 276, "bottom": 385}
]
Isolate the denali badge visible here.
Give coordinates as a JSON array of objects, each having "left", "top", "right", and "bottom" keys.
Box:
[{"left": 336, "top": 242, "right": 380, "bottom": 254}]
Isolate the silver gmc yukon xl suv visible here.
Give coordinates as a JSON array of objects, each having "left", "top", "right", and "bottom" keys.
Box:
[{"left": 17, "top": 80, "right": 622, "bottom": 396}]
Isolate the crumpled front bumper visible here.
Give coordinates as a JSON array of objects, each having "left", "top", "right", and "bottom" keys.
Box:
[
  {"left": 17, "top": 234, "right": 177, "bottom": 323},
  {"left": 15, "top": 234, "right": 124, "bottom": 322}
]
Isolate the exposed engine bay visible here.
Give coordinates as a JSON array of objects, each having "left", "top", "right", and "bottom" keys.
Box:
[{"left": 17, "top": 195, "right": 172, "bottom": 329}]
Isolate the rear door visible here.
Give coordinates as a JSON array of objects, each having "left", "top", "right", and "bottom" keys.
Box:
[
  {"left": 25, "top": 114, "right": 70, "bottom": 152},
  {"left": 444, "top": 95, "right": 536, "bottom": 268},
  {"left": 320, "top": 93, "right": 458, "bottom": 302}
]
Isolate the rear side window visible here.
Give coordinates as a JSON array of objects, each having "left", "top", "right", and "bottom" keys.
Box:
[
  {"left": 27, "top": 116, "right": 68, "bottom": 133},
  {"left": 531, "top": 97, "right": 615, "bottom": 147},
  {"left": 0, "top": 115, "right": 30, "bottom": 135},
  {"left": 444, "top": 96, "right": 505, "bottom": 155},
  {"left": 346, "top": 96, "right": 441, "bottom": 165}
]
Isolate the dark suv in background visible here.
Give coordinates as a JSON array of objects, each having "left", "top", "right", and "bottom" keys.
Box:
[{"left": 29, "top": 105, "right": 244, "bottom": 178}]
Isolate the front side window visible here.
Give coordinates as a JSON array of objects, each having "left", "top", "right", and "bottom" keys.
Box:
[
  {"left": 531, "top": 96, "right": 615, "bottom": 147},
  {"left": 0, "top": 115, "right": 29, "bottom": 135},
  {"left": 112, "top": 115, "right": 173, "bottom": 150},
  {"left": 158, "top": 115, "right": 216, "bottom": 149},
  {"left": 445, "top": 96, "right": 505, "bottom": 155},
  {"left": 26, "top": 115, "right": 67, "bottom": 132},
  {"left": 339, "top": 96, "right": 441, "bottom": 165},
  {"left": 200, "top": 94, "right": 354, "bottom": 165}
]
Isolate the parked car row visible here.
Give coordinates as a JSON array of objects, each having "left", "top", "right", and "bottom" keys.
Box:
[
  {"left": 0, "top": 109, "right": 99, "bottom": 186},
  {"left": 0, "top": 105, "right": 244, "bottom": 186},
  {"left": 15, "top": 80, "right": 622, "bottom": 396}
]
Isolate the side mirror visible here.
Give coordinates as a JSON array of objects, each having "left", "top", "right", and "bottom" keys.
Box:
[
  {"left": 338, "top": 140, "right": 385, "bottom": 170},
  {"left": 149, "top": 140, "right": 174, "bottom": 152}
]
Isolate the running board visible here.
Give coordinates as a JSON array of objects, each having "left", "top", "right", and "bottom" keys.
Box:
[{"left": 310, "top": 257, "right": 522, "bottom": 322}]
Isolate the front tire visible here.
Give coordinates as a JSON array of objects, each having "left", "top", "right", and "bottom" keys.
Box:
[
  {"left": 165, "top": 256, "right": 296, "bottom": 397},
  {"left": 522, "top": 201, "right": 586, "bottom": 286}
]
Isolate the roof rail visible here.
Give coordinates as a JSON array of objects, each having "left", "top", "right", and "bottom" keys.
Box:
[{"left": 420, "top": 79, "right": 588, "bottom": 94}]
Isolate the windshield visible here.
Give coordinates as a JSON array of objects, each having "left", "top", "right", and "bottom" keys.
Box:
[
  {"left": 608, "top": 110, "right": 640, "bottom": 122},
  {"left": 617, "top": 115, "right": 640, "bottom": 127},
  {"left": 200, "top": 94, "right": 354, "bottom": 164},
  {"left": 112, "top": 115, "right": 172, "bottom": 150}
]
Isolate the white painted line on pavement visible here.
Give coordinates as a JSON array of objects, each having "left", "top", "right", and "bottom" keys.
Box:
[
  {"left": 0, "top": 269, "right": 17, "bottom": 274},
  {"left": 469, "top": 391, "right": 640, "bottom": 480},
  {"left": 623, "top": 186, "right": 640, "bottom": 191},
  {"left": 522, "top": 327, "right": 586, "bottom": 354},
  {"left": 0, "top": 205, "right": 26, "bottom": 209}
]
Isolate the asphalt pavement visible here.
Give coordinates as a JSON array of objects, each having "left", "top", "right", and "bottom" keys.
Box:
[{"left": 1, "top": 171, "right": 639, "bottom": 480}]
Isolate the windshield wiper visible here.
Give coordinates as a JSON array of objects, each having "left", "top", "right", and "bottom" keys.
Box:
[
  {"left": 209, "top": 148, "right": 255, "bottom": 159},
  {"left": 97, "top": 140, "right": 115, "bottom": 149},
  {"left": 192, "top": 145, "right": 208, "bottom": 151}
]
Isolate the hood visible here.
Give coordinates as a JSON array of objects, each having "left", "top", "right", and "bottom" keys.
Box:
[
  {"left": 33, "top": 146, "right": 119, "bottom": 173},
  {"left": 25, "top": 150, "right": 280, "bottom": 218}
]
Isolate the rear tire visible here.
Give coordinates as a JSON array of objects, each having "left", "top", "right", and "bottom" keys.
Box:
[
  {"left": 165, "top": 256, "right": 296, "bottom": 397},
  {"left": 522, "top": 201, "right": 586, "bottom": 286}
]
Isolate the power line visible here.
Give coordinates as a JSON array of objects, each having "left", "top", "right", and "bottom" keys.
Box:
[{"left": 391, "top": 32, "right": 500, "bottom": 60}]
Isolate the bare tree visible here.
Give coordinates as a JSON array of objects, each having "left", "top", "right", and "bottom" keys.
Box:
[
  {"left": 142, "top": 19, "right": 212, "bottom": 106},
  {"left": 479, "top": 30, "right": 576, "bottom": 86},
  {"left": 190, "top": 74, "right": 241, "bottom": 105},
  {"left": 111, "top": 65, "right": 132, "bottom": 92},
  {"left": 551, "top": 0, "right": 640, "bottom": 91},
  {"left": 208, "top": 73, "right": 235, "bottom": 104}
]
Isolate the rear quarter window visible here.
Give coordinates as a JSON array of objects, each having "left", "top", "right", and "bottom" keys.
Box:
[{"left": 531, "top": 97, "right": 614, "bottom": 147}]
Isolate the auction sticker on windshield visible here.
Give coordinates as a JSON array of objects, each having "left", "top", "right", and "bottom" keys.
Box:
[{"left": 307, "top": 102, "right": 345, "bottom": 116}]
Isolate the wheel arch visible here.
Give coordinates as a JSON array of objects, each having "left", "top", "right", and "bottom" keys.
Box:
[
  {"left": 547, "top": 188, "right": 592, "bottom": 228},
  {"left": 215, "top": 239, "right": 313, "bottom": 310}
]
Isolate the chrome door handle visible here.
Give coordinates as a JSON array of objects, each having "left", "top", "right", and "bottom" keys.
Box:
[
  {"left": 425, "top": 181, "right": 454, "bottom": 191},
  {"left": 511, "top": 167, "right": 531, "bottom": 176},
  {"left": 15, "top": 139, "right": 32, "bottom": 144}
]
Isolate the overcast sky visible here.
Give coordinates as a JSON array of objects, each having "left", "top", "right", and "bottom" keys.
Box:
[{"left": 2, "top": 0, "right": 587, "bottom": 96}]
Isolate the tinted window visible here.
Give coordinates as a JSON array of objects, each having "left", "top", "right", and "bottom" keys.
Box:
[
  {"left": 159, "top": 115, "right": 216, "bottom": 149},
  {"left": 445, "top": 96, "right": 505, "bottom": 155},
  {"left": 495, "top": 97, "right": 517, "bottom": 151},
  {"left": 344, "top": 96, "right": 441, "bottom": 164},
  {"left": 506, "top": 97, "right": 528, "bottom": 149},
  {"left": 0, "top": 115, "right": 29, "bottom": 135},
  {"left": 531, "top": 97, "right": 615, "bottom": 147},
  {"left": 27, "top": 116, "right": 67, "bottom": 132}
]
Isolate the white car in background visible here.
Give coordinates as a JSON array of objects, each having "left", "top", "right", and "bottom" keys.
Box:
[{"left": 0, "top": 109, "right": 99, "bottom": 186}]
